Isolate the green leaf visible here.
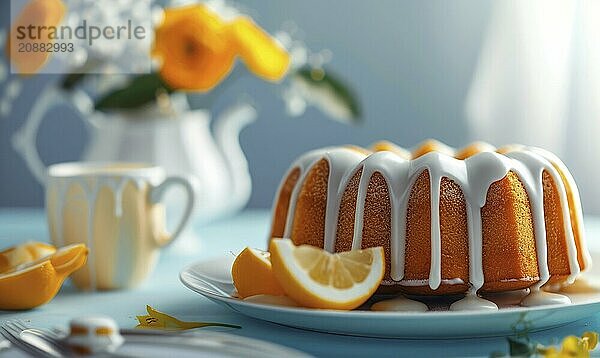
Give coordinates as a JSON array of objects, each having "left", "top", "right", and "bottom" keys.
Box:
[
  {"left": 94, "top": 73, "right": 173, "bottom": 111},
  {"left": 294, "top": 66, "right": 361, "bottom": 123},
  {"left": 61, "top": 72, "right": 87, "bottom": 91},
  {"left": 507, "top": 337, "right": 535, "bottom": 357}
]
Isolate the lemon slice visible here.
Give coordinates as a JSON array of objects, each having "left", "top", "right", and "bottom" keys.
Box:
[
  {"left": 232, "top": 247, "right": 284, "bottom": 298},
  {"left": 0, "top": 243, "right": 88, "bottom": 310},
  {"left": 269, "top": 239, "right": 384, "bottom": 310}
]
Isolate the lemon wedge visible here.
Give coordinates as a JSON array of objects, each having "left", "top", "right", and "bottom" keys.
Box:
[
  {"left": 232, "top": 247, "right": 284, "bottom": 298},
  {"left": 0, "top": 241, "right": 56, "bottom": 274},
  {"left": 0, "top": 243, "right": 88, "bottom": 310},
  {"left": 269, "top": 239, "right": 384, "bottom": 310}
]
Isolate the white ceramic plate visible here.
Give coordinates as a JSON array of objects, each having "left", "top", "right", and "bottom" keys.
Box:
[{"left": 180, "top": 252, "right": 600, "bottom": 339}]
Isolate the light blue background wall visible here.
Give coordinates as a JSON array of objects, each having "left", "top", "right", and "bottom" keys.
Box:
[{"left": 0, "top": 0, "right": 493, "bottom": 208}]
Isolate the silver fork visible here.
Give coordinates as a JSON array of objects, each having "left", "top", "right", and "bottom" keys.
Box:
[
  {"left": 0, "top": 321, "right": 61, "bottom": 357},
  {"left": 10, "top": 320, "right": 71, "bottom": 356},
  {"left": 13, "top": 321, "right": 139, "bottom": 358}
]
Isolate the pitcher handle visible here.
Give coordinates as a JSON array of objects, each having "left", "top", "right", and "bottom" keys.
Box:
[
  {"left": 11, "top": 85, "right": 93, "bottom": 186},
  {"left": 149, "top": 176, "right": 196, "bottom": 247}
]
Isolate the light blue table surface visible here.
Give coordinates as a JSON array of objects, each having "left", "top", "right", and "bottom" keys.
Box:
[{"left": 1, "top": 208, "right": 600, "bottom": 357}]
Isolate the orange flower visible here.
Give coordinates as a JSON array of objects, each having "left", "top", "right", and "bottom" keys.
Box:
[
  {"left": 153, "top": 5, "right": 236, "bottom": 91},
  {"left": 7, "top": 0, "right": 66, "bottom": 74},
  {"left": 153, "top": 4, "right": 290, "bottom": 91}
]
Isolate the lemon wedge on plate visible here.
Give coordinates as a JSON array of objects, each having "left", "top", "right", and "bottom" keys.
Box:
[
  {"left": 269, "top": 238, "right": 384, "bottom": 310},
  {"left": 232, "top": 247, "right": 285, "bottom": 298},
  {"left": 0, "top": 243, "right": 88, "bottom": 310}
]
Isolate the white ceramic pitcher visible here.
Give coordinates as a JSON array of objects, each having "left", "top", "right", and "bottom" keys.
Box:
[{"left": 12, "top": 85, "right": 257, "bottom": 223}]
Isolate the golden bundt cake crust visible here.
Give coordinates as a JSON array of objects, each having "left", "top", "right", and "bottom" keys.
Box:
[
  {"left": 290, "top": 159, "right": 329, "bottom": 249},
  {"left": 403, "top": 172, "right": 470, "bottom": 295},
  {"left": 269, "top": 140, "right": 589, "bottom": 296},
  {"left": 481, "top": 171, "right": 539, "bottom": 292},
  {"left": 270, "top": 168, "right": 300, "bottom": 239}
]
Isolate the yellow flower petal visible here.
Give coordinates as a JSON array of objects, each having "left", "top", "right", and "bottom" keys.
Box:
[
  {"left": 561, "top": 336, "right": 588, "bottom": 357},
  {"left": 229, "top": 17, "right": 290, "bottom": 82},
  {"left": 583, "top": 331, "right": 599, "bottom": 350},
  {"left": 538, "top": 346, "right": 558, "bottom": 358},
  {"left": 7, "top": 0, "right": 66, "bottom": 74},
  {"left": 135, "top": 305, "right": 239, "bottom": 331}
]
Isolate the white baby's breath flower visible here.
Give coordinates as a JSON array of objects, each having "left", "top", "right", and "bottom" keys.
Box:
[
  {"left": 0, "top": 29, "right": 6, "bottom": 48},
  {"left": 54, "top": 0, "right": 153, "bottom": 74},
  {"left": 6, "top": 80, "right": 23, "bottom": 98},
  {"left": 0, "top": 99, "right": 11, "bottom": 117},
  {"left": 289, "top": 44, "right": 308, "bottom": 69},
  {"left": 95, "top": 72, "right": 129, "bottom": 94},
  {"left": 0, "top": 62, "right": 7, "bottom": 84},
  {"left": 152, "top": 6, "right": 165, "bottom": 27},
  {"left": 281, "top": 20, "right": 299, "bottom": 36},
  {"left": 274, "top": 31, "right": 292, "bottom": 49},
  {"left": 205, "top": 0, "right": 240, "bottom": 21},
  {"left": 168, "top": 0, "right": 197, "bottom": 8},
  {"left": 282, "top": 86, "right": 307, "bottom": 117}
]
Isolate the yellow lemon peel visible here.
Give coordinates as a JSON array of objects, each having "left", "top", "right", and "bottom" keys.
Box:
[
  {"left": 0, "top": 241, "right": 56, "bottom": 274},
  {"left": 0, "top": 243, "right": 87, "bottom": 310},
  {"left": 231, "top": 247, "right": 284, "bottom": 299}
]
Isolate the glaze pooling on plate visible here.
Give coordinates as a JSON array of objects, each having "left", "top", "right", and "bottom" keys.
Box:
[
  {"left": 272, "top": 140, "right": 588, "bottom": 309},
  {"left": 370, "top": 296, "right": 428, "bottom": 312}
]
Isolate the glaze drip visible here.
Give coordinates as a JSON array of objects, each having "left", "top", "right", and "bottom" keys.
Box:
[{"left": 450, "top": 293, "right": 498, "bottom": 311}]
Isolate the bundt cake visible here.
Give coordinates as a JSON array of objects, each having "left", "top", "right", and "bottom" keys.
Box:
[{"left": 269, "top": 140, "right": 591, "bottom": 298}]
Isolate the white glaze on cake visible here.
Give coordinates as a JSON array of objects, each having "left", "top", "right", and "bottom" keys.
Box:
[{"left": 272, "top": 141, "right": 587, "bottom": 309}]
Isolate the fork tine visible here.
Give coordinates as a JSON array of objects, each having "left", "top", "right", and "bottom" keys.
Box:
[
  {"left": 14, "top": 319, "right": 29, "bottom": 329},
  {"left": 49, "top": 328, "right": 65, "bottom": 338},
  {"left": 11, "top": 320, "right": 28, "bottom": 333},
  {"left": 0, "top": 325, "right": 40, "bottom": 357},
  {"left": 10, "top": 320, "right": 69, "bottom": 355},
  {"left": 12, "top": 319, "right": 61, "bottom": 341},
  {"left": 5, "top": 322, "right": 67, "bottom": 358},
  {"left": 5, "top": 321, "right": 22, "bottom": 337},
  {"left": 40, "top": 328, "right": 62, "bottom": 340}
]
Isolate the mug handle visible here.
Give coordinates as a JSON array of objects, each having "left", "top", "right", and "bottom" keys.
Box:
[{"left": 149, "top": 176, "right": 195, "bottom": 247}]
